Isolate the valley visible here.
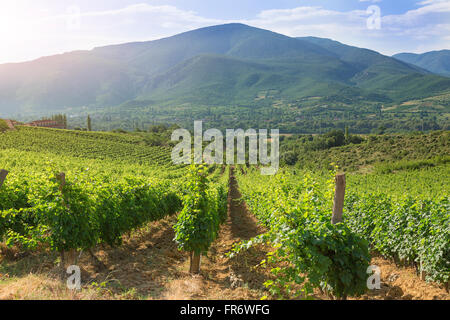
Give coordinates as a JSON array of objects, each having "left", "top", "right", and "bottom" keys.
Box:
[{"left": 0, "top": 23, "right": 449, "bottom": 134}]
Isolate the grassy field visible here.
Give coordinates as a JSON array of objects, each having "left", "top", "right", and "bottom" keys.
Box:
[{"left": 282, "top": 130, "right": 450, "bottom": 172}]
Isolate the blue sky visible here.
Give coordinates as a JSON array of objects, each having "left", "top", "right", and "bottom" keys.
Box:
[{"left": 0, "top": 0, "right": 449, "bottom": 63}]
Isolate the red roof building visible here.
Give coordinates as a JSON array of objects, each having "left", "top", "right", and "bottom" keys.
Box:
[{"left": 26, "top": 120, "right": 65, "bottom": 129}]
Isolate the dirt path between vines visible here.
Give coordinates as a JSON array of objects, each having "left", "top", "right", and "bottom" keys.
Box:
[
  {"left": 71, "top": 168, "right": 272, "bottom": 299},
  {"left": 85, "top": 168, "right": 450, "bottom": 300},
  {"left": 155, "top": 170, "right": 271, "bottom": 299},
  {"left": 0, "top": 169, "right": 448, "bottom": 300}
]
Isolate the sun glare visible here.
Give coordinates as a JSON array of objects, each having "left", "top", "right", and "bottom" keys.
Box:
[{"left": 0, "top": 2, "right": 51, "bottom": 62}]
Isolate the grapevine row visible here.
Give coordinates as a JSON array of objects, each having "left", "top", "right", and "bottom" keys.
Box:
[
  {"left": 174, "top": 164, "right": 230, "bottom": 273},
  {"left": 236, "top": 166, "right": 450, "bottom": 297},
  {"left": 345, "top": 193, "right": 449, "bottom": 285},
  {"left": 234, "top": 167, "right": 370, "bottom": 299},
  {"left": 0, "top": 171, "right": 183, "bottom": 253}
]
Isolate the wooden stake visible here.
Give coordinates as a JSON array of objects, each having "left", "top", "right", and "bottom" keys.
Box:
[
  {"left": 88, "top": 248, "right": 106, "bottom": 271},
  {"left": 332, "top": 173, "right": 346, "bottom": 225},
  {"left": 56, "top": 172, "right": 66, "bottom": 191},
  {"left": 0, "top": 170, "right": 8, "bottom": 189},
  {"left": 56, "top": 172, "right": 71, "bottom": 211},
  {"left": 419, "top": 258, "right": 426, "bottom": 280},
  {"left": 331, "top": 173, "right": 347, "bottom": 299},
  {"left": 190, "top": 251, "right": 201, "bottom": 274},
  {"left": 74, "top": 249, "right": 83, "bottom": 266},
  {"left": 60, "top": 249, "right": 66, "bottom": 280}
]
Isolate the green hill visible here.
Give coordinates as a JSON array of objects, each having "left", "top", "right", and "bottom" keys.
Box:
[
  {"left": 142, "top": 53, "right": 360, "bottom": 105},
  {"left": 299, "top": 37, "right": 450, "bottom": 99},
  {"left": 281, "top": 130, "right": 450, "bottom": 172},
  {"left": 0, "top": 52, "right": 137, "bottom": 115},
  {"left": 1, "top": 23, "right": 450, "bottom": 119},
  {"left": 393, "top": 50, "right": 450, "bottom": 77},
  {"left": 0, "top": 126, "right": 174, "bottom": 167}
]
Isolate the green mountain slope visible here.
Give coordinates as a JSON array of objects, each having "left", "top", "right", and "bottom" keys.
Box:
[
  {"left": 393, "top": 50, "right": 450, "bottom": 77},
  {"left": 0, "top": 23, "right": 450, "bottom": 118},
  {"left": 298, "top": 37, "right": 450, "bottom": 99},
  {"left": 94, "top": 23, "right": 333, "bottom": 74},
  {"left": 0, "top": 51, "right": 139, "bottom": 114},
  {"left": 141, "top": 52, "right": 363, "bottom": 105},
  {"left": 299, "top": 37, "right": 424, "bottom": 72}
]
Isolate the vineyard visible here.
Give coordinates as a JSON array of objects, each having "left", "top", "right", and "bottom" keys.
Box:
[
  {"left": 235, "top": 166, "right": 449, "bottom": 298},
  {"left": 0, "top": 126, "right": 175, "bottom": 167},
  {"left": 0, "top": 126, "right": 449, "bottom": 300}
]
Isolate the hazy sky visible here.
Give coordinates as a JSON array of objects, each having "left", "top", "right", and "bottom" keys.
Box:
[{"left": 0, "top": 0, "right": 449, "bottom": 64}]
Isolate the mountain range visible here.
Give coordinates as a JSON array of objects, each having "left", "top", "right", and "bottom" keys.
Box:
[
  {"left": 0, "top": 23, "right": 449, "bottom": 117},
  {"left": 393, "top": 50, "right": 450, "bottom": 77}
]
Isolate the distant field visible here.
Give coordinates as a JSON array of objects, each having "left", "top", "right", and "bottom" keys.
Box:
[
  {"left": 0, "top": 126, "right": 175, "bottom": 167},
  {"left": 283, "top": 130, "right": 450, "bottom": 172}
]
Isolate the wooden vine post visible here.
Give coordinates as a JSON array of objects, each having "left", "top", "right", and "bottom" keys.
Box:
[
  {"left": 332, "top": 173, "right": 346, "bottom": 225},
  {"left": 189, "top": 168, "right": 206, "bottom": 275},
  {"left": 190, "top": 252, "right": 201, "bottom": 274},
  {"left": 331, "top": 173, "right": 347, "bottom": 300},
  {"left": 0, "top": 170, "right": 8, "bottom": 189},
  {"left": 56, "top": 172, "right": 66, "bottom": 192},
  {"left": 56, "top": 172, "right": 67, "bottom": 279}
]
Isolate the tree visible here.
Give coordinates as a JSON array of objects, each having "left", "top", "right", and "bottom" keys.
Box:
[
  {"left": 87, "top": 115, "right": 92, "bottom": 131},
  {"left": 281, "top": 151, "right": 298, "bottom": 166},
  {"left": 376, "top": 125, "right": 386, "bottom": 135}
]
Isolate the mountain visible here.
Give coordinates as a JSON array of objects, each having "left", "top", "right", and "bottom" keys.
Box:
[
  {"left": 1, "top": 23, "right": 450, "bottom": 117},
  {"left": 393, "top": 50, "right": 450, "bottom": 77},
  {"left": 298, "top": 37, "right": 427, "bottom": 73},
  {"left": 299, "top": 37, "right": 450, "bottom": 101},
  {"left": 0, "top": 51, "right": 137, "bottom": 115}
]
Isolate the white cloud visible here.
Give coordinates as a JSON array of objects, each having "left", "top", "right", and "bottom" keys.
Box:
[
  {"left": 418, "top": 0, "right": 449, "bottom": 5},
  {"left": 242, "top": 1, "right": 450, "bottom": 55},
  {"left": 383, "top": 1, "right": 450, "bottom": 25},
  {"left": 1, "top": 1, "right": 450, "bottom": 63}
]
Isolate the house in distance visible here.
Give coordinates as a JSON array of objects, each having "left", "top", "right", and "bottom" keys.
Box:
[{"left": 25, "top": 120, "right": 65, "bottom": 129}]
